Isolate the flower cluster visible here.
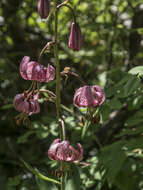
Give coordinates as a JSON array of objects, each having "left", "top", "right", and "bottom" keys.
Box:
[
  {"left": 13, "top": 0, "right": 107, "bottom": 170},
  {"left": 20, "top": 56, "right": 55, "bottom": 82},
  {"left": 13, "top": 56, "right": 55, "bottom": 115},
  {"left": 73, "top": 85, "right": 105, "bottom": 108},
  {"left": 14, "top": 92, "right": 40, "bottom": 115},
  {"left": 48, "top": 139, "right": 83, "bottom": 162}
]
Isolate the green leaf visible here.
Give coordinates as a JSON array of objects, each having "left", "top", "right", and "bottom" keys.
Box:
[
  {"left": 112, "top": 74, "right": 141, "bottom": 98},
  {"left": 124, "top": 75, "right": 140, "bottom": 97},
  {"left": 125, "top": 110, "right": 143, "bottom": 127},
  {"left": 100, "top": 105, "right": 111, "bottom": 123},
  {"left": 125, "top": 136, "right": 143, "bottom": 150},
  {"left": 100, "top": 141, "right": 126, "bottom": 184},
  {"left": 7, "top": 176, "right": 20, "bottom": 186},
  {"left": 35, "top": 176, "right": 58, "bottom": 190},
  {"left": 115, "top": 159, "right": 138, "bottom": 190},
  {"left": 116, "top": 126, "right": 143, "bottom": 137},
  {"left": 128, "top": 66, "right": 143, "bottom": 76},
  {"left": 1, "top": 104, "right": 13, "bottom": 110},
  {"left": 17, "top": 131, "right": 35, "bottom": 144},
  {"left": 20, "top": 159, "right": 61, "bottom": 185},
  {"left": 81, "top": 120, "right": 91, "bottom": 139},
  {"left": 65, "top": 164, "right": 81, "bottom": 190},
  {"left": 108, "top": 98, "right": 122, "bottom": 110}
]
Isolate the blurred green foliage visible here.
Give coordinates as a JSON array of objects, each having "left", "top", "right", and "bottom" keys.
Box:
[{"left": 1, "top": 0, "right": 143, "bottom": 190}]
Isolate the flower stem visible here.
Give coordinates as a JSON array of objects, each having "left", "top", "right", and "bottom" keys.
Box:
[
  {"left": 61, "top": 161, "right": 65, "bottom": 190},
  {"left": 54, "top": 1, "right": 65, "bottom": 190},
  {"left": 57, "top": 3, "right": 76, "bottom": 22},
  {"left": 54, "top": 3, "right": 61, "bottom": 131},
  {"left": 94, "top": 134, "right": 102, "bottom": 149}
]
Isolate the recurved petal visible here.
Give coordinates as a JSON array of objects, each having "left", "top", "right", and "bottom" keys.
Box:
[
  {"left": 92, "top": 85, "right": 105, "bottom": 106},
  {"left": 13, "top": 93, "right": 24, "bottom": 110},
  {"left": 48, "top": 139, "right": 61, "bottom": 160},
  {"left": 20, "top": 56, "right": 30, "bottom": 80},
  {"left": 31, "top": 64, "right": 45, "bottom": 82},
  {"left": 13, "top": 93, "right": 30, "bottom": 114},
  {"left": 34, "top": 100, "right": 40, "bottom": 113},
  {"left": 44, "top": 64, "right": 55, "bottom": 82},
  {"left": 69, "top": 143, "right": 83, "bottom": 162},
  {"left": 73, "top": 86, "right": 94, "bottom": 107},
  {"left": 26, "top": 61, "right": 37, "bottom": 80},
  {"left": 77, "top": 143, "right": 83, "bottom": 160},
  {"left": 22, "top": 100, "right": 30, "bottom": 114},
  {"left": 28, "top": 99, "right": 40, "bottom": 115},
  {"left": 56, "top": 141, "right": 70, "bottom": 161}
]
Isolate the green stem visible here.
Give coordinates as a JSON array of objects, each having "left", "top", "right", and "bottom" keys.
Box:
[
  {"left": 57, "top": 3, "right": 76, "bottom": 22},
  {"left": 94, "top": 134, "right": 102, "bottom": 149},
  {"left": 54, "top": 4, "right": 62, "bottom": 135},
  {"left": 61, "top": 161, "right": 65, "bottom": 190},
  {"left": 54, "top": 1, "right": 65, "bottom": 190}
]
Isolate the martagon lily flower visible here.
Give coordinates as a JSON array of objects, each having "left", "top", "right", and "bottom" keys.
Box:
[
  {"left": 13, "top": 92, "right": 40, "bottom": 115},
  {"left": 20, "top": 56, "right": 55, "bottom": 82},
  {"left": 73, "top": 85, "right": 105, "bottom": 107},
  {"left": 48, "top": 139, "right": 83, "bottom": 162}
]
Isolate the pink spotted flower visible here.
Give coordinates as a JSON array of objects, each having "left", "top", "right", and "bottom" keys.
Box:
[
  {"left": 13, "top": 92, "right": 40, "bottom": 115},
  {"left": 20, "top": 56, "right": 55, "bottom": 82},
  {"left": 48, "top": 139, "right": 83, "bottom": 162},
  {"left": 73, "top": 85, "right": 105, "bottom": 108}
]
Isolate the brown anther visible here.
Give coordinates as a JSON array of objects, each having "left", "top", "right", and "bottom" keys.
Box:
[
  {"left": 23, "top": 90, "right": 28, "bottom": 98},
  {"left": 64, "top": 67, "right": 70, "bottom": 74},
  {"left": 29, "top": 93, "right": 33, "bottom": 100},
  {"left": 81, "top": 117, "right": 85, "bottom": 126},
  {"left": 93, "top": 115, "right": 100, "bottom": 124},
  {"left": 16, "top": 119, "right": 20, "bottom": 126}
]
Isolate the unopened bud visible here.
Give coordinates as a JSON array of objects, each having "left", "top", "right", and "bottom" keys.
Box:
[
  {"left": 68, "top": 22, "right": 82, "bottom": 51},
  {"left": 38, "top": 0, "right": 50, "bottom": 19}
]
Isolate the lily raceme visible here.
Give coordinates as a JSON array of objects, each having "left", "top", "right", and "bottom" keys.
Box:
[
  {"left": 48, "top": 139, "right": 83, "bottom": 162},
  {"left": 37, "top": 0, "right": 50, "bottom": 19},
  {"left": 68, "top": 22, "right": 82, "bottom": 51},
  {"left": 20, "top": 56, "right": 55, "bottom": 82},
  {"left": 14, "top": 92, "right": 40, "bottom": 115},
  {"left": 73, "top": 85, "right": 105, "bottom": 107}
]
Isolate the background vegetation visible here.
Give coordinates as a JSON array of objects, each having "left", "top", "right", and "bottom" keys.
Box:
[{"left": 1, "top": 0, "right": 143, "bottom": 189}]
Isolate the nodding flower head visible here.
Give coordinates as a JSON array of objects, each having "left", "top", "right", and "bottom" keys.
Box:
[
  {"left": 20, "top": 56, "right": 55, "bottom": 82},
  {"left": 13, "top": 92, "right": 40, "bottom": 115},
  {"left": 68, "top": 22, "right": 82, "bottom": 51},
  {"left": 73, "top": 85, "right": 105, "bottom": 108},
  {"left": 38, "top": 0, "right": 50, "bottom": 19},
  {"left": 48, "top": 139, "right": 83, "bottom": 162}
]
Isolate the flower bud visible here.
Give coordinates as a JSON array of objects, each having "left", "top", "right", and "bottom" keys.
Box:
[
  {"left": 68, "top": 22, "right": 82, "bottom": 51},
  {"left": 14, "top": 93, "right": 40, "bottom": 115},
  {"left": 73, "top": 85, "right": 105, "bottom": 108},
  {"left": 38, "top": 0, "right": 50, "bottom": 19},
  {"left": 48, "top": 139, "right": 83, "bottom": 162}
]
